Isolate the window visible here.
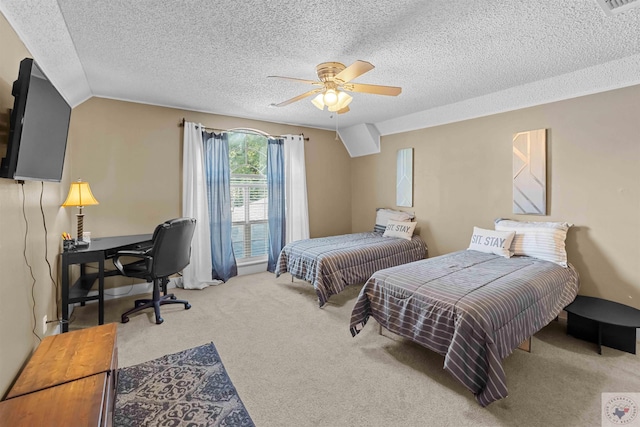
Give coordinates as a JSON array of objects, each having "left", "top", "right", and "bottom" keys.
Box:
[{"left": 229, "top": 131, "right": 268, "bottom": 261}]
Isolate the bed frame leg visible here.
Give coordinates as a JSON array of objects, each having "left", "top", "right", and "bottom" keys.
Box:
[{"left": 517, "top": 337, "right": 532, "bottom": 353}]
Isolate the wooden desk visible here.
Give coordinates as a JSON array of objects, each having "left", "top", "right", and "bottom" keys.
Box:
[
  {"left": 61, "top": 234, "right": 152, "bottom": 332},
  {"left": 1, "top": 324, "right": 118, "bottom": 426}
]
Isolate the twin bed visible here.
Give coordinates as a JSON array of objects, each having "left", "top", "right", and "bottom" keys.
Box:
[
  {"left": 275, "top": 231, "right": 427, "bottom": 306},
  {"left": 349, "top": 250, "right": 579, "bottom": 406},
  {"left": 275, "top": 216, "right": 578, "bottom": 406}
]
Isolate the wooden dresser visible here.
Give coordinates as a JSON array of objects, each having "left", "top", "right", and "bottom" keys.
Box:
[{"left": 0, "top": 323, "right": 118, "bottom": 427}]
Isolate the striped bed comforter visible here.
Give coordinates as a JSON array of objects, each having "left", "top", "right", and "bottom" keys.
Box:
[
  {"left": 275, "top": 232, "right": 427, "bottom": 307},
  {"left": 349, "top": 250, "right": 579, "bottom": 406}
]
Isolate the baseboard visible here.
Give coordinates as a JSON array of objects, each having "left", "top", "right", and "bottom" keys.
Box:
[
  {"left": 237, "top": 263, "right": 267, "bottom": 276},
  {"left": 63, "top": 278, "right": 181, "bottom": 327},
  {"left": 86, "top": 277, "right": 181, "bottom": 301},
  {"left": 237, "top": 261, "right": 267, "bottom": 276},
  {"left": 66, "top": 269, "right": 262, "bottom": 324},
  {"left": 84, "top": 267, "right": 261, "bottom": 301},
  {"left": 44, "top": 322, "right": 61, "bottom": 337}
]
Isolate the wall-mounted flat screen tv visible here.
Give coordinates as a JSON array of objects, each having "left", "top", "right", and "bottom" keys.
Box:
[{"left": 0, "top": 58, "right": 71, "bottom": 182}]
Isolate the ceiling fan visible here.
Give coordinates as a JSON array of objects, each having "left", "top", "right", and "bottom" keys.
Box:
[{"left": 269, "top": 60, "right": 402, "bottom": 114}]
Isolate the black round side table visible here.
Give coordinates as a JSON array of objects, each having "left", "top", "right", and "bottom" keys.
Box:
[{"left": 564, "top": 295, "right": 640, "bottom": 354}]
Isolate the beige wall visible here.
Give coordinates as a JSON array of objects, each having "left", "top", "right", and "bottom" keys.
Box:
[
  {"left": 68, "top": 98, "right": 352, "bottom": 241},
  {"left": 352, "top": 85, "right": 640, "bottom": 308},
  {"left": 0, "top": 13, "right": 72, "bottom": 397}
]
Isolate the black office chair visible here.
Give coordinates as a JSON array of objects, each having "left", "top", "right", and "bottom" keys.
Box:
[{"left": 113, "top": 217, "right": 197, "bottom": 324}]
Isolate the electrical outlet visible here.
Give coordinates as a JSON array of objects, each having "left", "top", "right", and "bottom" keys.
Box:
[{"left": 42, "top": 314, "right": 48, "bottom": 335}]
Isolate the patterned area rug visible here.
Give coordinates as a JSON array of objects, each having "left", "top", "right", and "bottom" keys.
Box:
[{"left": 115, "top": 342, "right": 255, "bottom": 426}]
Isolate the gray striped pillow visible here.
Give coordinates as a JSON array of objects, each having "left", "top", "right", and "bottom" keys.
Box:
[
  {"left": 374, "top": 208, "right": 414, "bottom": 233},
  {"left": 494, "top": 219, "right": 572, "bottom": 266}
]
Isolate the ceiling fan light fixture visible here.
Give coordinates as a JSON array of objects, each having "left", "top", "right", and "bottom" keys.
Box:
[
  {"left": 311, "top": 94, "right": 325, "bottom": 110},
  {"left": 323, "top": 89, "right": 339, "bottom": 107},
  {"left": 270, "top": 60, "right": 400, "bottom": 115},
  {"left": 336, "top": 91, "right": 352, "bottom": 109}
]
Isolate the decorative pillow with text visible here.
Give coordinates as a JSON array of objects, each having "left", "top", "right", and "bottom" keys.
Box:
[
  {"left": 383, "top": 219, "right": 417, "bottom": 240},
  {"left": 374, "top": 208, "right": 414, "bottom": 233},
  {"left": 467, "top": 226, "right": 516, "bottom": 258}
]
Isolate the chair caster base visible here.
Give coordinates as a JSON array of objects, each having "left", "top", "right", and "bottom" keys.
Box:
[{"left": 120, "top": 287, "right": 191, "bottom": 325}]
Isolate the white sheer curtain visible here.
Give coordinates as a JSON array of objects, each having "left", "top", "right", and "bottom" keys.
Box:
[
  {"left": 283, "top": 134, "right": 310, "bottom": 243},
  {"left": 181, "top": 121, "right": 221, "bottom": 289}
]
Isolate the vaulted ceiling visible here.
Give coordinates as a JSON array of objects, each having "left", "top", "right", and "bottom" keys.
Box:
[{"left": 1, "top": 0, "right": 639, "bottom": 154}]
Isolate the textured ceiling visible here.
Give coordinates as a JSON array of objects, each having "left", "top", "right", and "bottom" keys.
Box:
[{"left": 1, "top": 0, "right": 640, "bottom": 136}]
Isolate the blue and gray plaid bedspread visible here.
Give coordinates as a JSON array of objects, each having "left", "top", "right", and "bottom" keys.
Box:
[
  {"left": 350, "top": 250, "right": 579, "bottom": 406},
  {"left": 275, "top": 232, "right": 427, "bottom": 306}
]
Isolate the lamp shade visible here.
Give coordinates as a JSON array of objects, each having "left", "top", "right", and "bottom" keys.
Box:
[{"left": 62, "top": 180, "right": 99, "bottom": 207}]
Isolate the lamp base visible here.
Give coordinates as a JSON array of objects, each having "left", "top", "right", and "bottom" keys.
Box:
[{"left": 76, "top": 212, "right": 84, "bottom": 241}]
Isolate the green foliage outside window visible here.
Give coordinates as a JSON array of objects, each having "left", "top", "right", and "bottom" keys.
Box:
[
  {"left": 229, "top": 131, "right": 269, "bottom": 259},
  {"left": 229, "top": 132, "right": 267, "bottom": 206},
  {"left": 229, "top": 132, "right": 267, "bottom": 176}
]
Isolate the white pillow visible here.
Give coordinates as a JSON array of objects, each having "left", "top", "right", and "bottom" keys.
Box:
[
  {"left": 467, "top": 227, "right": 515, "bottom": 258},
  {"left": 383, "top": 219, "right": 417, "bottom": 240},
  {"left": 374, "top": 208, "right": 414, "bottom": 233},
  {"left": 494, "top": 219, "right": 572, "bottom": 266}
]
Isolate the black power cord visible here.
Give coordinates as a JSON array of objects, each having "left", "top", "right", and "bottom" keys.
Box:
[
  {"left": 39, "top": 181, "right": 61, "bottom": 331},
  {"left": 21, "top": 183, "right": 41, "bottom": 343}
]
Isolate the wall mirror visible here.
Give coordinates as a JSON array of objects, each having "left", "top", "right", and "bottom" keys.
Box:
[{"left": 396, "top": 148, "right": 413, "bottom": 207}]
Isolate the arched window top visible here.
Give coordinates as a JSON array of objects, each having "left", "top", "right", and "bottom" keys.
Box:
[
  {"left": 228, "top": 130, "right": 268, "bottom": 177},
  {"left": 228, "top": 127, "right": 272, "bottom": 138},
  {"left": 228, "top": 129, "right": 269, "bottom": 261}
]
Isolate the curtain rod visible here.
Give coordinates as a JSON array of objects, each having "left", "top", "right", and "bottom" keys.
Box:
[{"left": 179, "top": 118, "right": 309, "bottom": 141}]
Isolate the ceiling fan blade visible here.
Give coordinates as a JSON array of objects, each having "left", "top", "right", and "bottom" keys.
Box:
[
  {"left": 343, "top": 82, "right": 402, "bottom": 96},
  {"left": 268, "top": 76, "right": 323, "bottom": 85},
  {"left": 337, "top": 106, "right": 350, "bottom": 114},
  {"left": 334, "top": 60, "right": 374, "bottom": 83},
  {"left": 271, "top": 88, "right": 323, "bottom": 107}
]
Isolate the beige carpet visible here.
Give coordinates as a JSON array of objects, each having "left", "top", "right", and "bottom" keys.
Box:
[{"left": 70, "top": 272, "right": 640, "bottom": 427}]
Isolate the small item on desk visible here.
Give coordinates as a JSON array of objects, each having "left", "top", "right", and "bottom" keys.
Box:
[
  {"left": 62, "top": 232, "right": 75, "bottom": 251},
  {"left": 82, "top": 231, "right": 91, "bottom": 243}
]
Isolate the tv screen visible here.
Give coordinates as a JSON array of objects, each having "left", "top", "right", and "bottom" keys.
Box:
[{"left": 0, "top": 58, "right": 71, "bottom": 182}]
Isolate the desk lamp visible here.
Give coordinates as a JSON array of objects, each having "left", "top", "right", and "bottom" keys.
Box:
[{"left": 62, "top": 179, "right": 99, "bottom": 241}]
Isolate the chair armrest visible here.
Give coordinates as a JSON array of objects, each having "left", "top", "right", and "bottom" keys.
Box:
[
  {"left": 116, "top": 250, "right": 149, "bottom": 256},
  {"left": 133, "top": 241, "right": 153, "bottom": 251},
  {"left": 113, "top": 251, "right": 153, "bottom": 275}
]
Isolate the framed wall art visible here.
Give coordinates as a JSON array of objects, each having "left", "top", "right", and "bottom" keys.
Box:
[{"left": 513, "top": 129, "right": 547, "bottom": 215}]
